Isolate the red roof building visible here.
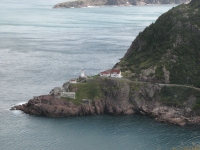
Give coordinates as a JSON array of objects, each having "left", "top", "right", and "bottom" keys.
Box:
[
  {"left": 99, "top": 70, "right": 111, "bottom": 77},
  {"left": 99, "top": 69, "right": 122, "bottom": 78}
]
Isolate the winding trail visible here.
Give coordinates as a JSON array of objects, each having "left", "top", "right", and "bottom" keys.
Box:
[
  {"left": 157, "top": 83, "right": 200, "bottom": 91},
  {"left": 113, "top": 77, "right": 200, "bottom": 91}
]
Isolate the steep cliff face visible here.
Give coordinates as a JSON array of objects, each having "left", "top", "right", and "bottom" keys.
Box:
[
  {"left": 96, "top": 78, "right": 135, "bottom": 115},
  {"left": 14, "top": 77, "right": 200, "bottom": 125},
  {"left": 14, "top": 95, "right": 95, "bottom": 117},
  {"left": 130, "top": 83, "right": 200, "bottom": 126},
  {"left": 53, "top": 0, "right": 189, "bottom": 8},
  {"left": 14, "top": 78, "right": 135, "bottom": 117},
  {"left": 115, "top": 0, "right": 200, "bottom": 87}
]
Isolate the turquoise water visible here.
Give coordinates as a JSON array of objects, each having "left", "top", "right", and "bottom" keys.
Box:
[{"left": 0, "top": 0, "right": 200, "bottom": 149}]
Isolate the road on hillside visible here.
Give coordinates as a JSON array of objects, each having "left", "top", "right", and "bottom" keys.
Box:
[{"left": 112, "top": 77, "right": 200, "bottom": 91}]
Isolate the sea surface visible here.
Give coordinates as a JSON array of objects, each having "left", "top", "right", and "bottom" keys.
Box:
[{"left": 0, "top": 0, "right": 200, "bottom": 150}]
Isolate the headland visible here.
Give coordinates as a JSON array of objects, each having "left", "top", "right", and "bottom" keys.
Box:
[{"left": 13, "top": 0, "right": 200, "bottom": 126}]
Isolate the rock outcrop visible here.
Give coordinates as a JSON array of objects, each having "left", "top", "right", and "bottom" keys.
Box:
[
  {"left": 129, "top": 83, "right": 200, "bottom": 126},
  {"left": 15, "top": 95, "right": 95, "bottom": 117},
  {"left": 15, "top": 78, "right": 135, "bottom": 117},
  {"left": 14, "top": 95, "right": 134, "bottom": 117},
  {"left": 14, "top": 78, "right": 200, "bottom": 126}
]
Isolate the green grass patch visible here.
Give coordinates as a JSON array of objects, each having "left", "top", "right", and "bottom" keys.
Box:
[
  {"left": 67, "top": 80, "right": 104, "bottom": 105},
  {"left": 129, "top": 82, "right": 142, "bottom": 92},
  {"left": 90, "top": 74, "right": 100, "bottom": 79},
  {"left": 155, "top": 66, "right": 164, "bottom": 79}
]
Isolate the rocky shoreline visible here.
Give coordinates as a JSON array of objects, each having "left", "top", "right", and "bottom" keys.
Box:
[
  {"left": 53, "top": 0, "right": 190, "bottom": 8},
  {"left": 13, "top": 78, "right": 200, "bottom": 126}
]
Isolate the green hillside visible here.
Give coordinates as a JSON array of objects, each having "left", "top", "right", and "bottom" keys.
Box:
[{"left": 116, "top": 0, "right": 200, "bottom": 87}]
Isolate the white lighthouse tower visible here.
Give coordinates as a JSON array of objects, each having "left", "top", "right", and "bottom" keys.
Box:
[{"left": 81, "top": 70, "right": 85, "bottom": 77}]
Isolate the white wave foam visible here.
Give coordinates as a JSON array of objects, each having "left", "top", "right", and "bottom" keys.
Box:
[
  {"left": 11, "top": 110, "right": 23, "bottom": 115},
  {"left": 16, "top": 101, "right": 27, "bottom": 105},
  {"left": 87, "top": 6, "right": 99, "bottom": 8}
]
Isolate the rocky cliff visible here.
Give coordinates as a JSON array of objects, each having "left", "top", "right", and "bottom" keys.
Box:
[
  {"left": 13, "top": 0, "right": 200, "bottom": 126},
  {"left": 14, "top": 78, "right": 135, "bottom": 117},
  {"left": 14, "top": 77, "right": 200, "bottom": 126},
  {"left": 53, "top": 0, "right": 190, "bottom": 8}
]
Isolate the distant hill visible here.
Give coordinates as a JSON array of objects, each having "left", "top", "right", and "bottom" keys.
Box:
[
  {"left": 53, "top": 0, "right": 190, "bottom": 8},
  {"left": 115, "top": 0, "right": 200, "bottom": 87}
]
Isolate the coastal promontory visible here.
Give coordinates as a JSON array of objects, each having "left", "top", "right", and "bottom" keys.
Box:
[
  {"left": 53, "top": 0, "right": 190, "bottom": 8},
  {"left": 14, "top": 0, "right": 200, "bottom": 126},
  {"left": 14, "top": 76, "right": 200, "bottom": 126}
]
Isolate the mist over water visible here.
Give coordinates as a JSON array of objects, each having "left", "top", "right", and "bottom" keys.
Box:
[{"left": 0, "top": 1, "right": 200, "bottom": 149}]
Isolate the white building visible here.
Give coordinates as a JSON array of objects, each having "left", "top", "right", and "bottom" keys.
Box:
[
  {"left": 99, "top": 70, "right": 111, "bottom": 77},
  {"left": 81, "top": 70, "right": 85, "bottom": 77},
  {"left": 110, "top": 69, "right": 122, "bottom": 78},
  {"left": 100, "top": 69, "right": 122, "bottom": 78}
]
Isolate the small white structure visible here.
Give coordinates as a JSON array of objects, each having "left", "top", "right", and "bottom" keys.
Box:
[
  {"left": 100, "top": 69, "right": 122, "bottom": 78},
  {"left": 110, "top": 69, "right": 122, "bottom": 78},
  {"left": 81, "top": 70, "right": 85, "bottom": 77}
]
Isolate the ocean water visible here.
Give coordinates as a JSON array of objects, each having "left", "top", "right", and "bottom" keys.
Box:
[{"left": 0, "top": 0, "right": 200, "bottom": 150}]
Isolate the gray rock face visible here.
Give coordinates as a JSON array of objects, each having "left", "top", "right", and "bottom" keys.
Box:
[
  {"left": 162, "top": 66, "right": 170, "bottom": 83},
  {"left": 100, "top": 78, "right": 135, "bottom": 115},
  {"left": 130, "top": 83, "right": 200, "bottom": 126},
  {"left": 138, "top": 66, "right": 157, "bottom": 82},
  {"left": 141, "top": 66, "right": 157, "bottom": 77},
  {"left": 183, "top": 95, "right": 196, "bottom": 108}
]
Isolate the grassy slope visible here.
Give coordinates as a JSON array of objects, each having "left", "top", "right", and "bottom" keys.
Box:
[
  {"left": 61, "top": 77, "right": 141, "bottom": 105},
  {"left": 62, "top": 80, "right": 104, "bottom": 105},
  {"left": 118, "top": 0, "right": 200, "bottom": 87}
]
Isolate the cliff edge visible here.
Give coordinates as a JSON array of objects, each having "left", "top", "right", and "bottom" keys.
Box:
[{"left": 14, "top": 77, "right": 200, "bottom": 126}]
